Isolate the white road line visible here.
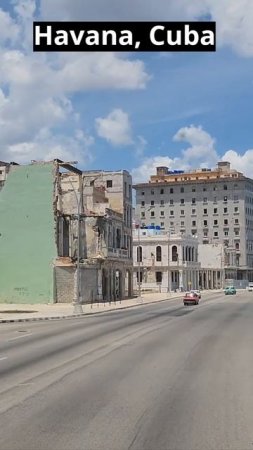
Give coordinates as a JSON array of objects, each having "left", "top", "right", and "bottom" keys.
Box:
[
  {"left": 8, "top": 333, "right": 33, "bottom": 342},
  {"left": 0, "top": 356, "right": 8, "bottom": 361}
]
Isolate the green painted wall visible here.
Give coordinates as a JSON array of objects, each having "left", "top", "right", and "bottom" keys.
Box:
[{"left": 0, "top": 163, "right": 57, "bottom": 304}]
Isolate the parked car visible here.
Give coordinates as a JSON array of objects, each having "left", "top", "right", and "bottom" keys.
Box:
[
  {"left": 247, "top": 283, "right": 253, "bottom": 292},
  {"left": 224, "top": 286, "right": 236, "bottom": 295},
  {"left": 183, "top": 291, "right": 199, "bottom": 305},
  {"left": 190, "top": 289, "right": 201, "bottom": 299}
]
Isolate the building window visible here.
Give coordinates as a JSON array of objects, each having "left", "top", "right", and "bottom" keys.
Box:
[
  {"left": 235, "top": 230, "right": 239, "bottom": 236},
  {"left": 170, "top": 199, "right": 174, "bottom": 205},
  {"left": 170, "top": 221, "right": 174, "bottom": 226},
  {"left": 141, "top": 212, "right": 145, "bottom": 218},
  {"left": 192, "top": 187, "right": 196, "bottom": 192},
  {"left": 180, "top": 199, "right": 184, "bottom": 204},
  {"left": 214, "top": 219, "right": 218, "bottom": 225},
  {"left": 204, "top": 231, "right": 208, "bottom": 237},
  {"left": 235, "top": 242, "right": 240, "bottom": 250},
  {"left": 172, "top": 245, "right": 178, "bottom": 261},
  {"left": 181, "top": 210, "right": 185, "bottom": 215},
  {"left": 213, "top": 186, "right": 217, "bottom": 191},
  {"left": 151, "top": 190, "right": 154, "bottom": 195},
  {"left": 224, "top": 230, "right": 228, "bottom": 236},
  {"left": 170, "top": 188, "right": 173, "bottom": 194},
  {"left": 192, "top": 209, "right": 196, "bottom": 214},
  {"left": 214, "top": 232, "right": 218, "bottom": 237},
  {"left": 224, "top": 219, "right": 228, "bottom": 225},
  {"left": 214, "top": 208, "right": 218, "bottom": 214},
  {"left": 224, "top": 196, "right": 228, "bottom": 202},
  {"left": 192, "top": 230, "right": 197, "bottom": 235},
  {"left": 137, "top": 246, "right": 142, "bottom": 262},
  {"left": 192, "top": 198, "right": 196, "bottom": 204},
  {"left": 224, "top": 207, "right": 228, "bottom": 213},
  {"left": 136, "top": 271, "right": 143, "bottom": 282},
  {"left": 224, "top": 185, "right": 227, "bottom": 190},
  {"left": 160, "top": 200, "right": 164, "bottom": 205},
  {"left": 203, "top": 197, "right": 207, "bottom": 203},
  {"left": 234, "top": 207, "right": 239, "bottom": 213},
  {"left": 141, "top": 201, "right": 145, "bottom": 206},
  {"left": 151, "top": 211, "right": 155, "bottom": 217},
  {"left": 213, "top": 196, "right": 217, "bottom": 203},
  {"left": 203, "top": 187, "right": 207, "bottom": 191},
  {"left": 161, "top": 211, "right": 164, "bottom": 216},
  {"left": 234, "top": 195, "right": 238, "bottom": 201},
  {"left": 160, "top": 188, "right": 164, "bottom": 194},
  {"left": 204, "top": 220, "right": 208, "bottom": 226},
  {"left": 235, "top": 218, "right": 239, "bottom": 224},
  {"left": 106, "top": 180, "right": 113, "bottom": 188},
  {"left": 156, "top": 271, "right": 162, "bottom": 283},
  {"left": 181, "top": 221, "right": 185, "bottom": 227},
  {"left": 180, "top": 187, "right": 184, "bottom": 193},
  {"left": 204, "top": 208, "right": 207, "bottom": 214},
  {"left": 156, "top": 246, "right": 162, "bottom": 262},
  {"left": 192, "top": 221, "right": 196, "bottom": 226},
  {"left": 160, "top": 222, "right": 165, "bottom": 228},
  {"left": 141, "top": 191, "right": 145, "bottom": 196},
  {"left": 151, "top": 200, "right": 154, "bottom": 206},
  {"left": 170, "top": 211, "right": 174, "bottom": 216}
]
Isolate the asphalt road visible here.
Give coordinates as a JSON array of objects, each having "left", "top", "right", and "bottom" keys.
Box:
[{"left": 1, "top": 291, "right": 253, "bottom": 450}]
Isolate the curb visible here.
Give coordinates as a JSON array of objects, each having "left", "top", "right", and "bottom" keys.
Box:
[{"left": 0, "top": 295, "right": 183, "bottom": 324}]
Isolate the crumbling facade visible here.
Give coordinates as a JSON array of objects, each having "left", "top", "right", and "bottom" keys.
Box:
[{"left": 0, "top": 160, "right": 133, "bottom": 304}]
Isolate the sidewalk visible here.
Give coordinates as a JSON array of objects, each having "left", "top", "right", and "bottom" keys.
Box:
[{"left": 0, "top": 292, "right": 183, "bottom": 323}]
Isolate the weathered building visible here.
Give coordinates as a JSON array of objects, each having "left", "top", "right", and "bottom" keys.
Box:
[
  {"left": 0, "top": 160, "right": 133, "bottom": 304},
  {"left": 133, "top": 228, "right": 200, "bottom": 293}
]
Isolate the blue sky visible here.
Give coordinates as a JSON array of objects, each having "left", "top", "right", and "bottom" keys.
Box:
[{"left": 1, "top": 0, "right": 253, "bottom": 181}]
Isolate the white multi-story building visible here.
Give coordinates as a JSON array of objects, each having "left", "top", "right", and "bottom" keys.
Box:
[
  {"left": 134, "top": 161, "right": 253, "bottom": 283},
  {"left": 133, "top": 228, "right": 200, "bottom": 293}
]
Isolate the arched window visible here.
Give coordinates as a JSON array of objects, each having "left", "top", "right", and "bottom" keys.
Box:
[
  {"left": 172, "top": 245, "right": 178, "bottom": 262},
  {"left": 156, "top": 246, "right": 162, "bottom": 262},
  {"left": 137, "top": 246, "right": 142, "bottom": 262}
]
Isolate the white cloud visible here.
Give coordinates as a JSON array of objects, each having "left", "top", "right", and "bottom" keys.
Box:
[
  {"left": 0, "top": 9, "right": 19, "bottom": 44},
  {"left": 6, "top": 128, "right": 94, "bottom": 165},
  {"left": 40, "top": 0, "right": 253, "bottom": 57},
  {"left": 132, "top": 125, "right": 253, "bottom": 182},
  {"left": 95, "top": 109, "right": 133, "bottom": 146},
  {"left": 221, "top": 150, "right": 253, "bottom": 177},
  {"left": 173, "top": 125, "right": 218, "bottom": 166},
  {"left": 0, "top": 2, "right": 150, "bottom": 165}
]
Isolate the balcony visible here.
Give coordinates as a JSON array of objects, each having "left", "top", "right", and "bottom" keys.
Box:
[{"left": 108, "top": 248, "right": 129, "bottom": 259}]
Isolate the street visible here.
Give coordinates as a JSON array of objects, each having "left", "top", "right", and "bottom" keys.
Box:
[{"left": 0, "top": 291, "right": 253, "bottom": 450}]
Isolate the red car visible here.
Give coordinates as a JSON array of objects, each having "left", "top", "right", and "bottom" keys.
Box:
[{"left": 183, "top": 291, "right": 199, "bottom": 306}]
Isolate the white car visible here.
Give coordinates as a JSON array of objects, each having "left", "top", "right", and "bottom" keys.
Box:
[
  {"left": 190, "top": 289, "right": 201, "bottom": 299},
  {"left": 247, "top": 283, "right": 253, "bottom": 291}
]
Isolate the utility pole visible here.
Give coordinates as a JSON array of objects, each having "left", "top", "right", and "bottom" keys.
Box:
[{"left": 70, "top": 178, "right": 83, "bottom": 314}]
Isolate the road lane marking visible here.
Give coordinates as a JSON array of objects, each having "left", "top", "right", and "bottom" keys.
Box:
[
  {"left": 8, "top": 333, "right": 33, "bottom": 342},
  {"left": 0, "top": 356, "right": 8, "bottom": 361}
]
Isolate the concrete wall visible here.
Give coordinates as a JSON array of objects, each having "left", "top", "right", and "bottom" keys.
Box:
[
  {"left": 198, "top": 243, "right": 223, "bottom": 269},
  {"left": 55, "top": 266, "right": 74, "bottom": 303},
  {"left": 0, "top": 163, "right": 57, "bottom": 304}
]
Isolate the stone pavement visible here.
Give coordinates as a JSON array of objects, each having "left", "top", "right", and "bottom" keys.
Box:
[{"left": 0, "top": 290, "right": 221, "bottom": 323}]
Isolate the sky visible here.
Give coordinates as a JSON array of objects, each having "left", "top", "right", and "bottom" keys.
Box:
[{"left": 1, "top": 0, "right": 253, "bottom": 182}]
